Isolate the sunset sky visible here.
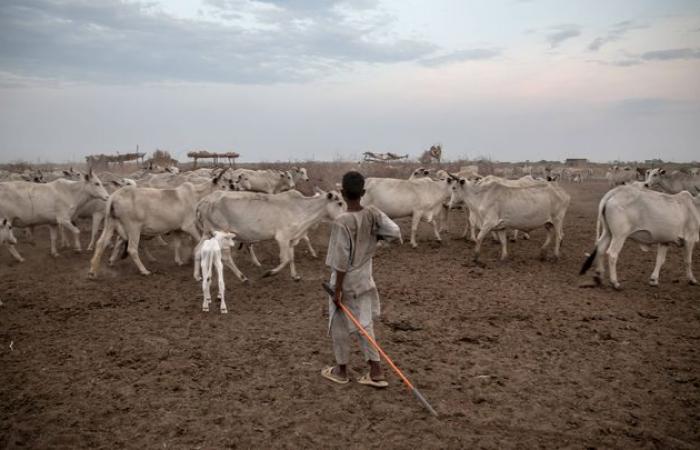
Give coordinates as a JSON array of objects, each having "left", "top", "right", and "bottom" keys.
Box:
[{"left": 1, "top": 0, "right": 699, "bottom": 163}]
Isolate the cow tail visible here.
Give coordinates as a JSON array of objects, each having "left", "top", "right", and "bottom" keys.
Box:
[{"left": 581, "top": 204, "right": 606, "bottom": 275}]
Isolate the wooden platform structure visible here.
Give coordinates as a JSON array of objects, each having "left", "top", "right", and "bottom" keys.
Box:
[
  {"left": 85, "top": 152, "right": 146, "bottom": 169},
  {"left": 362, "top": 151, "right": 409, "bottom": 163},
  {"left": 187, "top": 151, "right": 240, "bottom": 168}
]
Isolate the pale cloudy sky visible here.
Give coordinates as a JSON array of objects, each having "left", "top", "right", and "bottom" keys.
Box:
[{"left": 1, "top": 0, "right": 699, "bottom": 163}]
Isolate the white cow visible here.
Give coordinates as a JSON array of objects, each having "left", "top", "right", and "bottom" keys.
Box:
[
  {"left": 450, "top": 178, "right": 570, "bottom": 262},
  {"left": 0, "top": 171, "right": 110, "bottom": 260},
  {"left": 230, "top": 169, "right": 295, "bottom": 194},
  {"left": 194, "top": 231, "right": 237, "bottom": 314},
  {"left": 361, "top": 177, "right": 454, "bottom": 248},
  {"left": 606, "top": 166, "right": 638, "bottom": 186},
  {"left": 195, "top": 189, "right": 345, "bottom": 281},
  {"left": 88, "top": 172, "right": 229, "bottom": 278},
  {"left": 289, "top": 167, "right": 310, "bottom": 183},
  {"left": 408, "top": 167, "right": 432, "bottom": 180},
  {"left": 1, "top": 217, "right": 18, "bottom": 259},
  {"left": 580, "top": 185, "right": 699, "bottom": 289},
  {"left": 644, "top": 168, "right": 700, "bottom": 195}
]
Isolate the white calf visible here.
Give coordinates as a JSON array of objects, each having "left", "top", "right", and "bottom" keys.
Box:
[{"left": 194, "top": 231, "right": 237, "bottom": 313}]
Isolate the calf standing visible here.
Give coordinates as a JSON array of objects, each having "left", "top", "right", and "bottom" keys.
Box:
[{"left": 194, "top": 231, "right": 237, "bottom": 313}]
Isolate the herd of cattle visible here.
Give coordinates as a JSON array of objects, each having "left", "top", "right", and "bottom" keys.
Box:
[{"left": 1, "top": 162, "right": 699, "bottom": 303}]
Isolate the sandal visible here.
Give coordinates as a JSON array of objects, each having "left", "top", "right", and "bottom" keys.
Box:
[
  {"left": 321, "top": 366, "right": 350, "bottom": 385},
  {"left": 358, "top": 372, "right": 388, "bottom": 388}
]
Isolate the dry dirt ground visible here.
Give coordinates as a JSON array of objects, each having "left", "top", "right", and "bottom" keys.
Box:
[{"left": 1, "top": 180, "right": 699, "bottom": 449}]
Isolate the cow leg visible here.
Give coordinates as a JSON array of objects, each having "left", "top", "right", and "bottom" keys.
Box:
[
  {"left": 303, "top": 235, "right": 318, "bottom": 258},
  {"left": 108, "top": 238, "right": 125, "bottom": 266},
  {"left": 521, "top": 232, "right": 530, "bottom": 240},
  {"left": 201, "top": 252, "right": 212, "bottom": 312},
  {"left": 649, "top": 244, "right": 668, "bottom": 286},
  {"left": 143, "top": 245, "right": 158, "bottom": 262},
  {"left": 593, "top": 233, "right": 611, "bottom": 285},
  {"left": 215, "top": 255, "right": 228, "bottom": 313},
  {"left": 540, "top": 224, "right": 554, "bottom": 260},
  {"left": 410, "top": 212, "right": 421, "bottom": 248},
  {"left": 497, "top": 230, "right": 508, "bottom": 260},
  {"left": 7, "top": 244, "right": 25, "bottom": 262},
  {"left": 124, "top": 229, "right": 150, "bottom": 276},
  {"left": 59, "top": 224, "right": 70, "bottom": 248},
  {"left": 193, "top": 239, "right": 204, "bottom": 281},
  {"left": 684, "top": 240, "right": 698, "bottom": 285},
  {"left": 172, "top": 235, "right": 184, "bottom": 266},
  {"left": 263, "top": 240, "right": 296, "bottom": 280},
  {"left": 155, "top": 235, "right": 169, "bottom": 247},
  {"left": 58, "top": 218, "right": 82, "bottom": 252},
  {"left": 431, "top": 217, "right": 442, "bottom": 242},
  {"left": 552, "top": 220, "right": 564, "bottom": 260},
  {"left": 87, "top": 211, "right": 104, "bottom": 251},
  {"left": 606, "top": 237, "right": 626, "bottom": 290},
  {"left": 248, "top": 244, "right": 262, "bottom": 267},
  {"left": 222, "top": 248, "right": 249, "bottom": 283},
  {"left": 288, "top": 242, "right": 300, "bottom": 281},
  {"left": 48, "top": 225, "right": 59, "bottom": 257},
  {"left": 89, "top": 217, "right": 118, "bottom": 278},
  {"left": 473, "top": 223, "right": 495, "bottom": 262}
]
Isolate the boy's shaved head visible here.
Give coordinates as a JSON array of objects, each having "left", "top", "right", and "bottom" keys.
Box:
[{"left": 342, "top": 171, "right": 365, "bottom": 200}]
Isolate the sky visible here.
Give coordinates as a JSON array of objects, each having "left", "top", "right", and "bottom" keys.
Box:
[{"left": 1, "top": 0, "right": 699, "bottom": 164}]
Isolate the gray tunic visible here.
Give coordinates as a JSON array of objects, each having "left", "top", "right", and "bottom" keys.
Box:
[{"left": 326, "top": 206, "right": 401, "bottom": 332}]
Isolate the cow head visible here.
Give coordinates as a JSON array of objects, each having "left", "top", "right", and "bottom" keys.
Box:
[
  {"left": 320, "top": 190, "right": 346, "bottom": 219},
  {"left": 411, "top": 167, "right": 431, "bottom": 179},
  {"left": 291, "top": 167, "right": 310, "bottom": 182},
  {"left": 212, "top": 230, "right": 237, "bottom": 250},
  {"left": 0, "top": 218, "right": 17, "bottom": 245},
  {"left": 83, "top": 169, "right": 110, "bottom": 201},
  {"left": 280, "top": 170, "right": 295, "bottom": 190},
  {"left": 211, "top": 168, "right": 230, "bottom": 190},
  {"left": 235, "top": 173, "right": 252, "bottom": 191},
  {"left": 644, "top": 168, "right": 666, "bottom": 188}
]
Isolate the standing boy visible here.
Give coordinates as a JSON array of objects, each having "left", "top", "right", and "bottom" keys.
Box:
[{"left": 321, "top": 171, "right": 402, "bottom": 387}]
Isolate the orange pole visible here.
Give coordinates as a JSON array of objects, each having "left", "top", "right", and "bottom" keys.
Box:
[{"left": 323, "top": 283, "right": 438, "bottom": 417}]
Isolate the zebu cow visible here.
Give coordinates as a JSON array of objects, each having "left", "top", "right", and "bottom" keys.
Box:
[
  {"left": 454, "top": 175, "right": 545, "bottom": 242},
  {"left": 409, "top": 167, "right": 431, "bottom": 180},
  {"left": 580, "top": 185, "right": 699, "bottom": 288},
  {"left": 230, "top": 169, "right": 295, "bottom": 194},
  {"left": 195, "top": 189, "right": 345, "bottom": 281},
  {"left": 606, "top": 166, "right": 637, "bottom": 186},
  {"left": 290, "top": 167, "right": 310, "bottom": 183},
  {"left": 450, "top": 178, "right": 570, "bottom": 262},
  {"left": 195, "top": 231, "right": 237, "bottom": 314},
  {"left": 61, "top": 177, "right": 136, "bottom": 251},
  {"left": 88, "top": 172, "right": 229, "bottom": 278},
  {"left": 361, "top": 177, "right": 454, "bottom": 248},
  {"left": 1, "top": 217, "right": 18, "bottom": 259},
  {"left": 644, "top": 168, "right": 700, "bottom": 195},
  {"left": 0, "top": 171, "right": 109, "bottom": 260}
]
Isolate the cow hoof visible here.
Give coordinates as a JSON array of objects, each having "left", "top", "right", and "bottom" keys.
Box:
[
  {"left": 175, "top": 261, "right": 184, "bottom": 267},
  {"left": 612, "top": 283, "right": 622, "bottom": 291},
  {"left": 221, "top": 309, "right": 228, "bottom": 314},
  {"left": 241, "top": 277, "right": 250, "bottom": 284},
  {"left": 203, "top": 306, "right": 209, "bottom": 312},
  {"left": 262, "top": 271, "right": 273, "bottom": 278},
  {"left": 649, "top": 279, "right": 659, "bottom": 287},
  {"left": 194, "top": 275, "right": 202, "bottom": 282},
  {"left": 140, "top": 270, "right": 152, "bottom": 276},
  {"left": 689, "top": 279, "right": 698, "bottom": 286},
  {"left": 293, "top": 276, "right": 301, "bottom": 282},
  {"left": 593, "top": 275, "right": 603, "bottom": 286},
  {"left": 51, "top": 253, "right": 59, "bottom": 258},
  {"left": 411, "top": 244, "right": 418, "bottom": 249},
  {"left": 87, "top": 272, "right": 97, "bottom": 280}
]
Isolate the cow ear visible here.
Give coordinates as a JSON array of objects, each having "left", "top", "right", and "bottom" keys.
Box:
[
  {"left": 460, "top": 179, "right": 466, "bottom": 185},
  {"left": 660, "top": 169, "right": 666, "bottom": 174},
  {"left": 326, "top": 192, "right": 333, "bottom": 200},
  {"left": 2, "top": 218, "right": 6, "bottom": 226}
]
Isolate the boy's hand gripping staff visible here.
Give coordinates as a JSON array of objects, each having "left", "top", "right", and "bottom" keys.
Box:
[{"left": 322, "top": 282, "right": 438, "bottom": 417}]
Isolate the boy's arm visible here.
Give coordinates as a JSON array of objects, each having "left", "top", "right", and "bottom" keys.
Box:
[{"left": 333, "top": 270, "right": 346, "bottom": 306}]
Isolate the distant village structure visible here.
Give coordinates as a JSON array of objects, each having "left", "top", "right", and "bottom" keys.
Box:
[
  {"left": 85, "top": 152, "right": 146, "bottom": 170},
  {"left": 564, "top": 158, "right": 589, "bottom": 167},
  {"left": 187, "top": 150, "right": 239, "bottom": 168}
]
